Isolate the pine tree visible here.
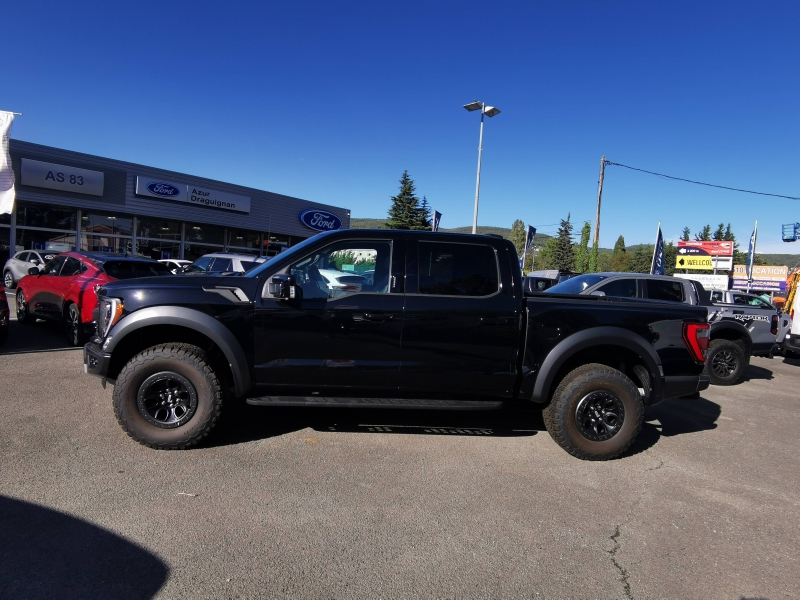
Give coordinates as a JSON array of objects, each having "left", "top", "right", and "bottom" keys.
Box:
[
  {"left": 610, "top": 235, "right": 628, "bottom": 271},
  {"left": 552, "top": 214, "right": 575, "bottom": 272},
  {"left": 509, "top": 219, "right": 526, "bottom": 257},
  {"left": 695, "top": 224, "right": 712, "bottom": 241},
  {"left": 574, "top": 221, "right": 591, "bottom": 273},
  {"left": 415, "top": 196, "right": 432, "bottom": 230},
  {"left": 627, "top": 244, "right": 654, "bottom": 274},
  {"left": 681, "top": 227, "right": 691, "bottom": 242},
  {"left": 386, "top": 171, "right": 422, "bottom": 230},
  {"left": 713, "top": 223, "right": 725, "bottom": 241}
]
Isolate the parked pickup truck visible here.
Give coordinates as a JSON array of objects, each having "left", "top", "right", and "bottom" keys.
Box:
[
  {"left": 546, "top": 273, "right": 779, "bottom": 386},
  {"left": 83, "top": 230, "right": 710, "bottom": 460}
]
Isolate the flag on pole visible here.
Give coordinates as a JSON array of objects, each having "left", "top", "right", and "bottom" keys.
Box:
[
  {"left": 746, "top": 221, "right": 758, "bottom": 289},
  {"left": 0, "top": 111, "right": 15, "bottom": 215},
  {"left": 432, "top": 210, "right": 442, "bottom": 232},
  {"left": 650, "top": 223, "right": 664, "bottom": 275},
  {"left": 520, "top": 225, "right": 537, "bottom": 272}
]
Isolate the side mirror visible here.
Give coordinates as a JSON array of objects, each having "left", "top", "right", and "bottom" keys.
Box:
[
  {"left": 268, "top": 274, "right": 298, "bottom": 300},
  {"left": 28, "top": 267, "right": 40, "bottom": 276},
  {"left": 589, "top": 290, "right": 606, "bottom": 297}
]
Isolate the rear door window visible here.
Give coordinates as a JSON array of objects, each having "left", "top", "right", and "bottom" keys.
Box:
[
  {"left": 42, "top": 255, "right": 66, "bottom": 275},
  {"left": 418, "top": 242, "right": 498, "bottom": 297},
  {"left": 646, "top": 280, "right": 684, "bottom": 302},
  {"left": 596, "top": 278, "right": 637, "bottom": 298}
]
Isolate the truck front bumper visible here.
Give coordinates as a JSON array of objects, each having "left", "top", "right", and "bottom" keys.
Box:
[
  {"left": 784, "top": 334, "right": 800, "bottom": 352},
  {"left": 84, "top": 342, "right": 111, "bottom": 380}
]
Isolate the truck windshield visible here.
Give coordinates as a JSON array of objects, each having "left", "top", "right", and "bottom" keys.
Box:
[
  {"left": 244, "top": 234, "right": 322, "bottom": 278},
  {"left": 545, "top": 274, "right": 609, "bottom": 295}
]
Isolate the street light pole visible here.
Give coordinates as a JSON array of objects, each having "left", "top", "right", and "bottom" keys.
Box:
[
  {"left": 464, "top": 100, "right": 500, "bottom": 235},
  {"left": 472, "top": 108, "right": 485, "bottom": 235}
]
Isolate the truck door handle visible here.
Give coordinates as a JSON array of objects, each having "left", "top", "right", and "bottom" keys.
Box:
[{"left": 363, "top": 313, "right": 394, "bottom": 321}]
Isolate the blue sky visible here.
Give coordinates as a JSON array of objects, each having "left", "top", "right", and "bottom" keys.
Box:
[{"left": 5, "top": 1, "right": 800, "bottom": 252}]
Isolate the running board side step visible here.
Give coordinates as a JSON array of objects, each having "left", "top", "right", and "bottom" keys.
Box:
[{"left": 246, "top": 396, "right": 504, "bottom": 410}]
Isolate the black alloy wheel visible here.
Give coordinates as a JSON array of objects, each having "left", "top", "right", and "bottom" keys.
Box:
[
  {"left": 16, "top": 290, "right": 34, "bottom": 324},
  {"left": 711, "top": 349, "right": 737, "bottom": 378},
  {"left": 574, "top": 391, "right": 625, "bottom": 442},
  {"left": 136, "top": 371, "right": 198, "bottom": 429},
  {"left": 65, "top": 303, "right": 86, "bottom": 346}
]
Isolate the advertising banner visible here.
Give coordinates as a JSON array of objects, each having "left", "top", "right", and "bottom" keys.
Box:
[
  {"left": 673, "top": 273, "right": 729, "bottom": 291},
  {"left": 432, "top": 210, "right": 442, "bottom": 232},
  {"left": 135, "top": 176, "right": 251, "bottom": 213},
  {"left": 677, "top": 240, "right": 734, "bottom": 256},
  {"left": 732, "top": 264, "right": 788, "bottom": 292},
  {"left": 651, "top": 225, "right": 664, "bottom": 275},
  {"left": 0, "top": 111, "right": 15, "bottom": 215}
]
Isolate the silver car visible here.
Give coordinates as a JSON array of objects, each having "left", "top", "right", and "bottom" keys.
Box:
[{"left": 3, "top": 250, "right": 58, "bottom": 288}]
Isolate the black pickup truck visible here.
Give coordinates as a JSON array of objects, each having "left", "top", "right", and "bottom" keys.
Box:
[{"left": 84, "top": 230, "right": 710, "bottom": 460}]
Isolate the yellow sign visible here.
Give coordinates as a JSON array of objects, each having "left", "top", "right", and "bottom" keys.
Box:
[{"left": 675, "top": 256, "right": 713, "bottom": 270}]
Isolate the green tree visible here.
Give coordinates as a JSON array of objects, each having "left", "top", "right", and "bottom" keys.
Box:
[
  {"left": 713, "top": 223, "right": 725, "bottom": 241},
  {"left": 681, "top": 227, "right": 691, "bottom": 242},
  {"left": 509, "top": 219, "right": 526, "bottom": 257},
  {"left": 627, "top": 244, "right": 654, "bottom": 274},
  {"left": 597, "top": 251, "right": 612, "bottom": 272},
  {"left": 664, "top": 242, "right": 677, "bottom": 276},
  {"left": 588, "top": 241, "right": 599, "bottom": 273},
  {"left": 416, "top": 196, "right": 432, "bottom": 230},
  {"left": 552, "top": 214, "right": 575, "bottom": 271},
  {"left": 534, "top": 237, "right": 559, "bottom": 270},
  {"left": 386, "top": 171, "right": 423, "bottom": 230},
  {"left": 610, "top": 235, "right": 628, "bottom": 271},
  {"left": 695, "top": 224, "right": 712, "bottom": 241},
  {"left": 574, "top": 221, "right": 591, "bottom": 273}
]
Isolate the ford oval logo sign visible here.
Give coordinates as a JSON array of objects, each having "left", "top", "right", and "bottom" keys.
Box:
[
  {"left": 300, "top": 210, "right": 343, "bottom": 232},
  {"left": 147, "top": 182, "right": 181, "bottom": 197}
]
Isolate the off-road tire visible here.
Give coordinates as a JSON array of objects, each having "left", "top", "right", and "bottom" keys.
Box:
[
  {"left": 16, "top": 290, "right": 34, "bottom": 324},
  {"left": 705, "top": 339, "right": 746, "bottom": 386},
  {"left": 3, "top": 270, "right": 14, "bottom": 289},
  {"left": 113, "top": 344, "right": 223, "bottom": 449},
  {"left": 542, "top": 363, "right": 644, "bottom": 461},
  {"left": 64, "top": 303, "right": 86, "bottom": 347}
]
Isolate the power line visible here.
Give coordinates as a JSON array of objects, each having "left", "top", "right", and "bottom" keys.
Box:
[{"left": 605, "top": 160, "right": 800, "bottom": 201}]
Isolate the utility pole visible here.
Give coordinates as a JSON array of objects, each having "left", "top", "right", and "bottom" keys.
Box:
[{"left": 593, "top": 156, "right": 606, "bottom": 248}]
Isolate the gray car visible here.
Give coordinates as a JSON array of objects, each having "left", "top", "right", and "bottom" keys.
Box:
[
  {"left": 3, "top": 250, "right": 58, "bottom": 288},
  {"left": 545, "top": 272, "right": 779, "bottom": 386}
]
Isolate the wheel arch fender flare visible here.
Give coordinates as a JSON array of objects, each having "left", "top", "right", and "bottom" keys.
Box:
[
  {"left": 530, "top": 326, "right": 663, "bottom": 404},
  {"left": 104, "top": 306, "right": 251, "bottom": 397},
  {"left": 709, "top": 321, "right": 753, "bottom": 350}
]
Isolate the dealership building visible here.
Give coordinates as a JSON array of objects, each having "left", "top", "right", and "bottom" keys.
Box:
[{"left": 1, "top": 140, "right": 350, "bottom": 263}]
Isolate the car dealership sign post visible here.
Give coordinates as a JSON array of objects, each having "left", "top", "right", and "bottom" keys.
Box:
[{"left": 676, "top": 240, "right": 734, "bottom": 272}]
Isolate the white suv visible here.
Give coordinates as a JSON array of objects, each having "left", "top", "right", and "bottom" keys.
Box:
[
  {"left": 4, "top": 250, "right": 59, "bottom": 288},
  {"left": 184, "top": 252, "right": 267, "bottom": 274}
]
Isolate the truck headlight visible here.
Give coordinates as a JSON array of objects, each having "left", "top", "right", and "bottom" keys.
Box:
[{"left": 98, "top": 298, "right": 124, "bottom": 338}]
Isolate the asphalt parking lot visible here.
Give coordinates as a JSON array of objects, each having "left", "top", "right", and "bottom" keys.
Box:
[{"left": 1, "top": 314, "right": 799, "bottom": 599}]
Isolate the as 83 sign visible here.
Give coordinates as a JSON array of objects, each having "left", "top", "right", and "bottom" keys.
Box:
[{"left": 21, "top": 158, "right": 105, "bottom": 196}]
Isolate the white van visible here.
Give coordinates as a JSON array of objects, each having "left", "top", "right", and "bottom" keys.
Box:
[{"left": 784, "top": 291, "right": 800, "bottom": 356}]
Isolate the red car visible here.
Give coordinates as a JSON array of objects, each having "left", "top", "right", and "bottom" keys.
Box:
[
  {"left": 0, "top": 282, "right": 9, "bottom": 345},
  {"left": 15, "top": 251, "right": 171, "bottom": 346}
]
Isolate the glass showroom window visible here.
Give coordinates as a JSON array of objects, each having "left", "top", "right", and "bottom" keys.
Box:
[
  {"left": 136, "top": 217, "right": 182, "bottom": 260},
  {"left": 184, "top": 222, "right": 225, "bottom": 262},
  {"left": 264, "top": 232, "right": 292, "bottom": 257},
  {"left": 80, "top": 211, "right": 133, "bottom": 253},
  {"left": 226, "top": 228, "right": 261, "bottom": 256},
  {"left": 15, "top": 203, "right": 77, "bottom": 253}
]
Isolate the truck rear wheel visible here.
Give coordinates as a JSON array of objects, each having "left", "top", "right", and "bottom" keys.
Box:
[
  {"left": 542, "top": 364, "right": 644, "bottom": 461},
  {"left": 112, "top": 344, "right": 223, "bottom": 449},
  {"left": 705, "top": 339, "right": 746, "bottom": 386}
]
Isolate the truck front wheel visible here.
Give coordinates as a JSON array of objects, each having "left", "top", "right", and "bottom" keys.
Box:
[
  {"left": 542, "top": 364, "right": 644, "bottom": 461},
  {"left": 705, "top": 339, "right": 746, "bottom": 386},
  {"left": 112, "top": 344, "right": 224, "bottom": 449}
]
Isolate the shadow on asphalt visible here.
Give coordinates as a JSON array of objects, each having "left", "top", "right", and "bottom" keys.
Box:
[
  {"left": 0, "top": 319, "right": 79, "bottom": 355},
  {"left": 627, "top": 396, "right": 721, "bottom": 458},
  {"left": 741, "top": 364, "right": 774, "bottom": 382},
  {"left": 0, "top": 496, "right": 168, "bottom": 599},
  {"left": 206, "top": 402, "right": 542, "bottom": 449}
]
